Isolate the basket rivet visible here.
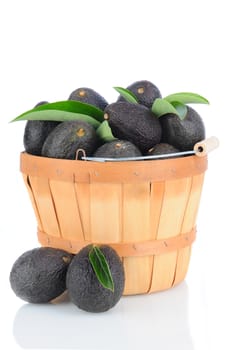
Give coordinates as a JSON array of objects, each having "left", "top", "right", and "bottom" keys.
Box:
[
  {"left": 133, "top": 171, "right": 139, "bottom": 176},
  {"left": 170, "top": 168, "right": 176, "bottom": 175},
  {"left": 56, "top": 168, "right": 63, "bottom": 176},
  {"left": 94, "top": 171, "right": 99, "bottom": 176}
]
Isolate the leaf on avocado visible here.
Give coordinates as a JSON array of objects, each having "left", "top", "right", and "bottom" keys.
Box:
[
  {"left": 113, "top": 87, "right": 138, "bottom": 103},
  {"left": 11, "top": 100, "right": 104, "bottom": 123},
  {"left": 170, "top": 101, "right": 187, "bottom": 120},
  {"left": 11, "top": 109, "right": 101, "bottom": 128},
  {"left": 96, "top": 120, "right": 116, "bottom": 142},
  {"left": 89, "top": 246, "right": 114, "bottom": 292},
  {"left": 164, "top": 92, "right": 209, "bottom": 105},
  {"left": 152, "top": 98, "right": 178, "bottom": 118}
]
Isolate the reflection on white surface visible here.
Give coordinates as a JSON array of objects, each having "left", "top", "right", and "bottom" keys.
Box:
[{"left": 13, "top": 282, "right": 193, "bottom": 349}]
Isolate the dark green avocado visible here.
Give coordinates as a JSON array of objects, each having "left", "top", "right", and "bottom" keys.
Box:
[
  {"left": 147, "top": 143, "right": 179, "bottom": 158},
  {"left": 68, "top": 87, "right": 108, "bottom": 111},
  {"left": 24, "top": 120, "right": 60, "bottom": 155},
  {"left": 117, "top": 80, "right": 162, "bottom": 108},
  {"left": 9, "top": 247, "right": 73, "bottom": 303},
  {"left": 105, "top": 102, "right": 162, "bottom": 153},
  {"left": 23, "top": 101, "right": 60, "bottom": 155},
  {"left": 160, "top": 106, "right": 205, "bottom": 151},
  {"left": 93, "top": 139, "right": 142, "bottom": 158},
  {"left": 41, "top": 120, "right": 100, "bottom": 159},
  {"left": 34, "top": 101, "right": 49, "bottom": 107},
  {"left": 66, "top": 245, "right": 125, "bottom": 313}
]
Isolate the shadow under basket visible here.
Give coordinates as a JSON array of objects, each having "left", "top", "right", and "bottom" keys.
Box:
[{"left": 20, "top": 152, "right": 207, "bottom": 295}]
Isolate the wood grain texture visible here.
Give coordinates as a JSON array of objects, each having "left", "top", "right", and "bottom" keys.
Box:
[
  {"left": 121, "top": 183, "right": 153, "bottom": 294},
  {"left": 173, "top": 173, "right": 205, "bottom": 286},
  {"left": 89, "top": 183, "right": 122, "bottom": 243},
  {"left": 149, "top": 181, "right": 166, "bottom": 240},
  {"left": 22, "top": 174, "right": 43, "bottom": 231},
  {"left": 149, "top": 177, "right": 192, "bottom": 292},
  {"left": 122, "top": 183, "right": 151, "bottom": 242},
  {"left": 123, "top": 256, "right": 154, "bottom": 295},
  {"left": 29, "top": 175, "right": 60, "bottom": 237},
  {"left": 74, "top": 183, "right": 91, "bottom": 241},
  {"left": 49, "top": 179, "right": 84, "bottom": 240}
]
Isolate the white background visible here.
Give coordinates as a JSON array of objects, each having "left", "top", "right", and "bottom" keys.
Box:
[{"left": 0, "top": 1, "right": 231, "bottom": 349}]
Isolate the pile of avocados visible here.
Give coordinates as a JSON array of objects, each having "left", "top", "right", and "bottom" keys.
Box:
[
  {"left": 18, "top": 80, "right": 209, "bottom": 160},
  {"left": 10, "top": 244, "right": 125, "bottom": 313}
]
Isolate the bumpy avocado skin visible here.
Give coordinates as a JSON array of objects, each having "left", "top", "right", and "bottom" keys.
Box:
[
  {"left": 10, "top": 247, "right": 73, "bottom": 303},
  {"left": 23, "top": 101, "right": 60, "bottom": 155},
  {"left": 105, "top": 102, "right": 162, "bottom": 153},
  {"left": 94, "top": 139, "right": 142, "bottom": 158},
  {"left": 41, "top": 120, "right": 100, "bottom": 159},
  {"left": 160, "top": 106, "right": 205, "bottom": 151},
  {"left": 66, "top": 245, "right": 125, "bottom": 313},
  {"left": 117, "top": 80, "right": 162, "bottom": 108},
  {"left": 24, "top": 120, "right": 60, "bottom": 155},
  {"left": 68, "top": 87, "right": 108, "bottom": 111},
  {"left": 148, "top": 143, "right": 179, "bottom": 156}
]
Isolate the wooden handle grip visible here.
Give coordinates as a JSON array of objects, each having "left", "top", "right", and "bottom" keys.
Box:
[{"left": 194, "top": 136, "right": 219, "bottom": 157}]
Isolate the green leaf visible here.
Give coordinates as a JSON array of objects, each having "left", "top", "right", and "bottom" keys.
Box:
[
  {"left": 11, "top": 109, "right": 100, "bottom": 128},
  {"left": 152, "top": 98, "right": 178, "bottom": 118},
  {"left": 89, "top": 245, "right": 114, "bottom": 292},
  {"left": 170, "top": 101, "right": 187, "bottom": 120},
  {"left": 164, "top": 92, "right": 209, "bottom": 105},
  {"left": 11, "top": 100, "right": 104, "bottom": 123},
  {"left": 113, "top": 87, "right": 138, "bottom": 103},
  {"left": 96, "top": 121, "right": 116, "bottom": 142}
]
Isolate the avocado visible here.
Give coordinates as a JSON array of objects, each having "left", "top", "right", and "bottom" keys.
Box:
[
  {"left": 24, "top": 120, "right": 60, "bottom": 155},
  {"left": 160, "top": 106, "right": 205, "bottom": 151},
  {"left": 23, "top": 101, "right": 60, "bottom": 156},
  {"left": 9, "top": 247, "right": 73, "bottom": 303},
  {"left": 93, "top": 139, "right": 142, "bottom": 158},
  {"left": 147, "top": 143, "right": 179, "bottom": 157},
  {"left": 117, "top": 80, "right": 162, "bottom": 108},
  {"left": 41, "top": 120, "right": 100, "bottom": 159},
  {"left": 66, "top": 245, "right": 125, "bottom": 313},
  {"left": 104, "top": 102, "right": 162, "bottom": 153},
  {"left": 68, "top": 87, "right": 108, "bottom": 111},
  {"left": 34, "top": 101, "right": 49, "bottom": 107}
]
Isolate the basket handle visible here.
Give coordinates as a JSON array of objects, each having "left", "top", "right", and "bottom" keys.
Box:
[{"left": 194, "top": 136, "right": 219, "bottom": 157}]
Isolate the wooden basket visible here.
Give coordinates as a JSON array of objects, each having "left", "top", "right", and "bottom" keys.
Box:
[{"left": 20, "top": 151, "right": 208, "bottom": 295}]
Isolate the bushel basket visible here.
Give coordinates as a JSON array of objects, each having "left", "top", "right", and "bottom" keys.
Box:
[{"left": 20, "top": 146, "right": 209, "bottom": 295}]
